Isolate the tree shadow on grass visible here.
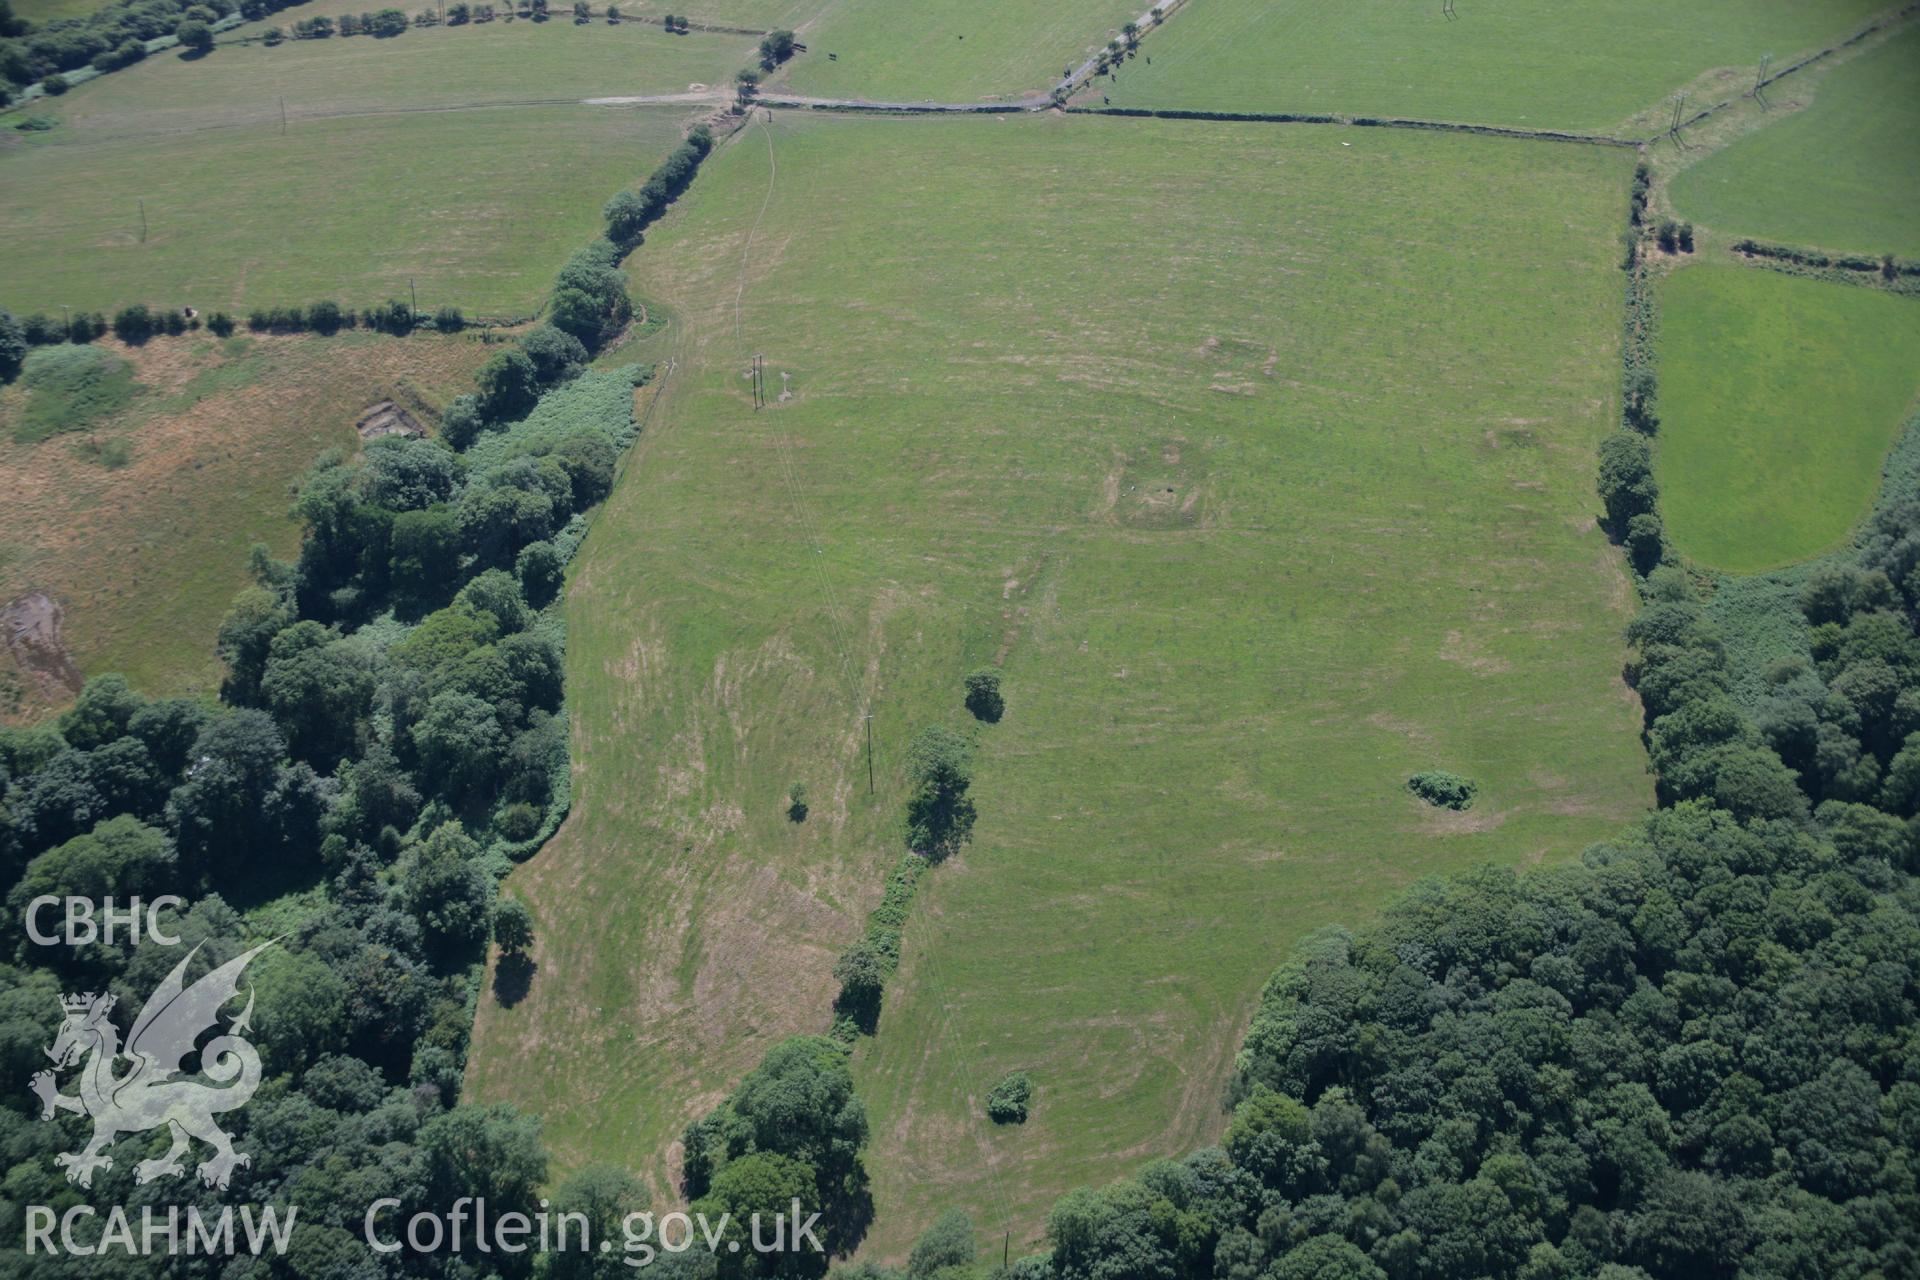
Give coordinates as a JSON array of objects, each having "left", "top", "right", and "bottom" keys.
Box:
[{"left": 493, "top": 952, "right": 537, "bottom": 1006}]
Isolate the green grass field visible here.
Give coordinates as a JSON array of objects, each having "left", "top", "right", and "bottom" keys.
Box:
[
  {"left": 626, "top": 0, "right": 820, "bottom": 26},
  {"left": 0, "top": 22, "right": 742, "bottom": 315},
  {"left": 0, "top": 104, "right": 696, "bottom": 315},
  {"left": 10, "top": 0, "right": 103, "bottom": 25},
  {"left": 1669, "top": 26, "right": 1920, "bottom": 258},
  {"left": 1101, "top": 0, "right": 1892, "bottom": 131},
  {"left": 1653, "top": 265, "right": 1920, "bottom": 573},
  {"left": 33, "top": 20, "right": 749, "bottom": 131},
  {"left": 780, "top": 0, "right": 1140, "bottom": 101},
  {"left": 466, "top": 112, "right": 1651, "bottom": 1254}
]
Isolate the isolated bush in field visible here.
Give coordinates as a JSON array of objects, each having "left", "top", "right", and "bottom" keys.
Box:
[
  {"left": 433, "top": 304, "right": 464, "bottom": 333},
  {"left": 204, "top": 310, "right": 235, "bottom": 337},
  {"left": 963, "top": 668, "right": 1003, "bottom": 722},
  {"left": 905, "top": 724, "right": 976, "bottom": 857},
  {"left": 787, "top": 781, "right": 808, "bottom": 822},
  {"left": 263, "top": 25, "right": 282, "bottom": 43},
  {"left": 446, "top": 1, "right": 469, "bottom": 21},
  {"left": 369, "top": 6, "right": 406, "bottom": 34},
  {"left": 0, "top": 308, "right": 24, "bottom": 382},
  {"left": 493, "top": 895, "right": 535, "bottom": 954},
  {"left": 40, "top": 73, "right": 70, "bottom": 95},
  {"left": 175, "top": 18, "right": 213, "bottom": 51},
  {"left": 1407, "top": 770, "right": 1476, "bottom": 810},
  {"left": 985, "top": 1072, "right": 1032, "bottom": 1124},
  {"left": 758, "top": 28, "right": 794, "bottom": 70}
]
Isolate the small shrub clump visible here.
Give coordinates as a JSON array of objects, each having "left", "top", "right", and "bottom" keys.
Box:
[
  {"left": 985, "top": 1071, "right": 1032, "bottom": 1124},
  {"left": 1407, "top": 769, "right": 1476, "bottom": 810},
  {"left": 963, "top": 668, "right": 1004, "bottom": 722}
]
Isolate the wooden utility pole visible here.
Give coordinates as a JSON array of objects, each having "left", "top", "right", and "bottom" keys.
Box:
[
  {"left": 409, "top": 277, "right": 418, "bottom": 321},
  {"left": 865, "top": 712, "right": 875, "bottom": 795},
  {"left": 279, "top": 95, "right": 287, "bottom": 134}
]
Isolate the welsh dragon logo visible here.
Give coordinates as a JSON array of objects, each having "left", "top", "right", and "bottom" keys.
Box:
[{"left": 30, "top": 941, "right": 273, "bottom": 1190}]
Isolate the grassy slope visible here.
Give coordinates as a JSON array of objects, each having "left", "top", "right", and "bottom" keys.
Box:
[
  {"left": 1102, "top": 0, "right": 1891, "bottom": 131},
  {"left": 34, "top": 22, "right": 750, "bottom": 129},
  {"left": 11, "top": 0, "right": 101, "bottom": 23},
  {"left": 0, "top": 106, "right": 694, "bottom": 315},
  {"left": 629, "top": 0, "right": 820, "bottom": 25},
  {"left": 0, "top": 23, "right": 744, "bottom": 315},
  {"left": 1654, "top": 265, "right": 1920, "bottom": 573},
  {"left": 1669, "top": 25, "right": 1920, "bottom": 258},
  {"left": 467, "top": 113, "right": 1650, "bottom": 1251},
  {"left": 0, "top": 331, "right": 490, "bottom": 718},
  {"left": 781, "top": 0, "right": 1140, "bottom": 101}
]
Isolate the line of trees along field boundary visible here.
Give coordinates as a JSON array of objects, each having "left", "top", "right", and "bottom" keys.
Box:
[
  {"left": 1729, "top": 238, "right": 1920, "bottom": 297},
  {"left": 0, "top": 116, "right": 738, "bottom": 349},
  {"left": 1064, "top": 104, "right": 1641, "bottom": 147}
]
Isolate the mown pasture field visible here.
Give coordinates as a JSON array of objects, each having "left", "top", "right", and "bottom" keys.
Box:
[
  {"left": 1669, "top": 25, "right": 1920, "bottom": 258},
  {"left": 467, "top": 112, "right": 1651, "bottom": 1252},
  {"left": 39, "top": 18, "right": 748, "bottom": 128},
  {"left": 1653, "top": 264, "right": 1920, "bottom": 574},
  {"left": 0, "top": 20, "right": 738, "bottom": 315},
  {"left": 0, "top": 105, "right": 697, "bottom": 316},
  {"left": 779, "top": 0, "right": 1140, "bottom": 101},
  {"left": 10, "top": 0, "right": 100, "bottom": 24},
  {"left": 1099, "top": 0, "right": 1892, "bottom": 132},
  {"left": 0, "top": 330, "right": 490, "bottom": 719}
]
